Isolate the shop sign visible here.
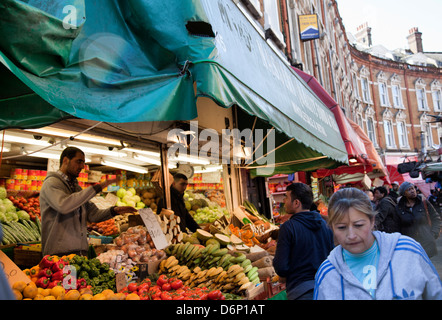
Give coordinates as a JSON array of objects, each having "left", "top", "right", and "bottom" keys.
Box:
[{"left": 299, "top": 14, "right": 320, "bottom": 41}]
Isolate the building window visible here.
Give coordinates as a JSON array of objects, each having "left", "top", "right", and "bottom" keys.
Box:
[
  {"left": 352, "top": 73, "right": 360, "bottom": 99},
  {"left": 263, "top": 0, "right": 285, "bottom": 49},
  {"left": 379, "top": 82, "right": 389, "bottom": 106},
  {"left": 384, "top": 120, "right": 395, "bottom": 148},
  {"left": 366, "top": 117, "right": 376, "bottom": 144},
  {"left": 423, "top": 122, "right": 433, "bottom": 148},
  {"left": 397, "top": 121, "right": 408, "bottom": 148},
  {"left": 415, "top": 78, "right": 428, "bottom": 111},
  {"left": 431, "top": 81, "right": 442, "bottom": 112},
  {"left": 392, "top": 85, "right": 403, "bottom": 108},
  {"left": 361, "top": 77, "right": 370, "bottom": 103}
]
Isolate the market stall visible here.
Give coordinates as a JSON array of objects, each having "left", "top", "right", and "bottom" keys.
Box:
[{"left": 0, "top": 0, "right": 352, "bottom": 300}]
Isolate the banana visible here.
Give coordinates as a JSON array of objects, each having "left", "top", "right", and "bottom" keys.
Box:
[
  {"left": 164, "top": 256, "right": 177, "bottom": 269},
  {"left": 208, "top": 256, "right": 221, "bottom": 265},
  {"left": 201, "top": 244, "right": 213, "bottom": 255},
  {"left": 227, "top": 265, "right": 244, "bottom": 277},
  {"left": 223, "top": 283, "right": 236, "bottom": 291},
  {"left": 197, "top": 270, "right": 208, "bottom": 279},
  {"left": 247, "top": 266, "right": 258, "bottom": 278},
  {"left": 239, "top": 281, "right": 253, "bottom": 291},
  {"left": 190, "top": 246, "right": 204, "bottom": 260},
  {"left": 240, "top": 259, "right": 252, "bottom": 268},
  {"left": 193, "top": 266, "right": 202, "bottom": 274},
  {"left": 220, "top": 254, "right": 232, "bottom": 268},
  {"left": 230, "top": 252, "right": 246, "bottom": 264},
  {"left": 181, "top": 242, "right": 191, "bottom": 257},
  {"left": 215, "top": 270, "right": 227, "bottom": 283},
  {"left": 212, "top": 248, "right": 228, "bottom": 257},
  {"left": 238, "top": 276, "right": 250, "bottom": 286},
  {"left": 169, "top": 244, "right": 179, "bottom": 256},
  {"left": 176, "top": 265, "right": 188, "bottom": 275},
  {"left": 209, "top": 266, "right": 223, "bottom": 278},
  {"left": 243, "top": 264, "right": 253, "bottom": 274},
  {"left": 176, "top": 243, "right": 185, "bottom": 257},
  {"left": 234, "top": 272, "right": 247, "bottom": 283},
  {"left": 208, "top": 244, "right": 219, "bottom": 255},
  {"left": 248, "top": 271, "right": 259, "bottom": 282}
]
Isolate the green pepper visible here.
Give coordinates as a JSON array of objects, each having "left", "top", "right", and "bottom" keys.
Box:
[
  {"left": 81, "top": 263, "right": 91, "bottom": 273},
  {"left": 108, "top": 270, "right": 115, "bottom": 278},
  {"left": 93, "top": 277, "right": 100, "bottom": 285},
  {"left": 70, "top": 264, "right": 81, "bottom": 273},
  {"left": 100, "top": 263, "right": 109, "bottom": 272},
  {"left": 107, "top": 280, "right": 115, "bottom": 289},
  {"left": 79, "top": 270, "right": 89, "bottom": 280},
  {"left": 89, "top": 267, "right": 100, "bottom": 278}
]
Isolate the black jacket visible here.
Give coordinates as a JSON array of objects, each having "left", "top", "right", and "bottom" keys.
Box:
[
  {"left": 375, "top": 196, "right": 401, "bottom": 233},
  {"left": 273, "top": 211, "right": 334, "bottom": 299},
  {"left": 157, "top": 186, "right": 200, "bottom": 233}
]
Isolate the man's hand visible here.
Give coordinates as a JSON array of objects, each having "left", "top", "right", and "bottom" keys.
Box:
[
  {"left": 113, "top": 206, "right": 138, "bottom": 215},
  {"left": 100, "top": 176, "right": 121, "bottom": 190}
]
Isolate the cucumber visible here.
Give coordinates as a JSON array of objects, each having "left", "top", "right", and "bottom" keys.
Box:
[
  {"left": 35, "top": 217, "right": 42, "bottom": 234},
  {"left": 5, "top": 223, "right": 26, "bottom": 242},
  {"left": 21, "top": 220, "right": 40, "bottom": 240},
  {"left": 14, "top": 221, "right": 33, "bottom": 241},
  {"left": 1, "top": 224, "right": 15, "bottom": 244}
]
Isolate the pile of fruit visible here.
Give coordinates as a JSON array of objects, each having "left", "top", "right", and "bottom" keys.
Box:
[
  {"left": 88, "top": 218, "right": 119, "bottom": 236},
  {"left": 184, "top": 191, "right": 229, "bottom": 224},
  {"left": 118, "top": 275, "right": 234, "bottom": 300},
  {"left": 23, "top": 254, "right": 116, "bottom": 295},
  {"left": 160, "top": 231, "right": 261, "bottom": 295}
]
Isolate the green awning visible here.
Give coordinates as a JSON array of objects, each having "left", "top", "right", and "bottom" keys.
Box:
[{"left": 0, "top": 0, "right": 348, "bottom": 174}]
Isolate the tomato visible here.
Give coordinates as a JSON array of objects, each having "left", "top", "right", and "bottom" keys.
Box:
[
  {"left": 208, "top": 290, "right": 222, "bottom": 300},
  {"left": 127, "top": 282, "right": 138, "bottom": 292},
  {"left": 162, "top": 283, "right": 172, "bottom": 291},
  {"left": 160, "top": 291, "right": 173, "bottom": 300},
  {"left": 170, "top": 279, "right": 183, "bottom": 290},
  {"left": 140, "top": 278, "right": 151, "bottom": 287},
  {"left": 156, "top": 274, "right": 169, "bottom": 286},
  {"left": 173, "top": 294, "right": 185, "bottom": 300}
]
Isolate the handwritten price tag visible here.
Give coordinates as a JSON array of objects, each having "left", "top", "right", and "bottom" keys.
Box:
[{"left": 138, "top": 208, "right": 168, "bottom": 250}]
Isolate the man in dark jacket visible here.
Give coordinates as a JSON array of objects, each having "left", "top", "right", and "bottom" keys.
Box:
[
  {"left": 273, "top": 183, "right": 334, "bottom": 300},
  {"left": 157, "top": 173, "right": 199, "bottom": 232},
  {"left": 374, "top": 186, "right": 400, "bottom": 233},
  {"left": 396, "top": 182, "right": 441, "bottom": 257}
]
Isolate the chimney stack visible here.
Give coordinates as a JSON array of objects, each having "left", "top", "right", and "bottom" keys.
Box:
[
  {"left": 355, "top": 22, "right": 372, "bottom": 47},
  {"left": 407, "top": 27, "right": 423, "bottom": 54}
]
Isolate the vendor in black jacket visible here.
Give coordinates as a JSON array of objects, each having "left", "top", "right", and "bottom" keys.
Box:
[
  {"left": 157, "top": 173, "right": 199, "bottom": 233},
  {"left": 273, "top": 183, "right": 334, "bottom": 300}
]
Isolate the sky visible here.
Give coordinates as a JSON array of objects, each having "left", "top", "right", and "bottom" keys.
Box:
[{"left": 336, "top": 0, "right": 442, "bottom": 52}]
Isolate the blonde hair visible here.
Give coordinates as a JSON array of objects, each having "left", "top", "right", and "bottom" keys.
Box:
[{"left": 327, "top": 188, "right": 377, "bottom": 227}]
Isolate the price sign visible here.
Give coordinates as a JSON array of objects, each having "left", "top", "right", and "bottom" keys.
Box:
[
  {"left": 138, "top": 208, "right": 168, "bottom": 250},
  {"left": 0, "top": 251, "right": 31, "bottom": 286}
]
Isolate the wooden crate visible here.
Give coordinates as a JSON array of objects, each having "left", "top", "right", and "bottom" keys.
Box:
[{"left": 13, "top": 247, "right": 42, "bottom": 268}]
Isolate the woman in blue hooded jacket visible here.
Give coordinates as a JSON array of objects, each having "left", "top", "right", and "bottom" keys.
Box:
[{"left": 314, "top": 187, "right": 442, "bottom": 300}]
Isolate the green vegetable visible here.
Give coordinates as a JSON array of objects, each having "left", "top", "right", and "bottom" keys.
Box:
[
  {"left": 0, "top": 187, "right": 6, "bottom": 200},
  {"left": 17, "top": 210, "right": 30, "bottom": 220}
]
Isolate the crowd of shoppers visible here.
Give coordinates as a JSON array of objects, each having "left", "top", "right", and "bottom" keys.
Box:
[{"left": 273, "top": 180, "right": 442, "bottom": 300}]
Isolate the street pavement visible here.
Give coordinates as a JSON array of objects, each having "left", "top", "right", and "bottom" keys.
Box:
[{"left": 430, "top": 235, "right": 442, "bottom": 278}]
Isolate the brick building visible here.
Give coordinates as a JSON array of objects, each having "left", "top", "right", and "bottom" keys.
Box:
[{"left": 235, "top": 0, "right": 441, "bottom": 170}]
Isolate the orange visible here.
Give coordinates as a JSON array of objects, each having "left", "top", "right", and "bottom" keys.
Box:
[
  {"left": 125, "top": 293, "right": 140, "bottom": 300},
  {"left": 64, "top": 289, "right": 80, "bottom": 300},
  {"left": 43, "top": 295, "right": 56, "bottom": 300},
  {"left": 12, "top": 281, "right": 27, "bottom": 292},
  {"left": 92, "top": 293, "right": 106, "bottom": 300},
  {"left": 50, "top": 285, "right": 66, "bottom": 300},
  {"left": 101, "top": 289, "right": 115, "bottom": 299},
  {"left": 79, "top": 294, "right": 93, "bottom": 300},
  {"left": 22, "top": 283, "right": 38, "bottom": 299},
  {"left": 12, "top": 289, "right": 22, "bottom": 300}
]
